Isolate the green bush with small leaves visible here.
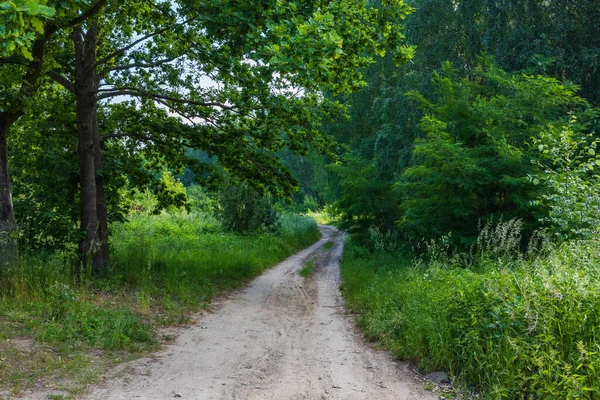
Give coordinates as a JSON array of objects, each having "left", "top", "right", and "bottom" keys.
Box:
[{"left": 531, "top": 114, "right": 600, "bottom": 239}]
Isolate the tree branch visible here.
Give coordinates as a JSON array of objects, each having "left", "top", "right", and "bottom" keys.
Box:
[
  {"left": 64, "top": 0, "right": 108, "bottom": 28},
  {"left": 46, "top": 71, "right": 75, "bottom": 93},
  {"left": 94, "top": 26, "right": 171, "bottom": 68},
  {"left": 98, "top": 57, "right": 179, "bottom": 78},
  {"left": 96, "top": 87, "right": 236, "bottom": 110},
  {"left": 94, "top": 14, "right": 199, "bottom": 68},
  {"left": 100, "top": 132, "right": 174, "bottom": 146},
  {"left": 151, "top": 98, "right": 200, "bottom": 126},
  {"left": 0, "top": 56, "right": 26, "bottom": 65}
]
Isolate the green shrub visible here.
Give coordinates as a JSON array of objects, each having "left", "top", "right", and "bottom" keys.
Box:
[
  {"left": 186, "top": 184, "right": 217, "bottom": 213},
  {"left": 398, "top": 58, "right": 587, "bottom": 248},
  {"left": 532, "top": 115, "right": 600, "bottom": 240},
  {"left": 301, "top": 194, "right": 320, "bottom": 213},
  {"left": 330, "top": 155, "right": 400, "bottom": 246},
  {"left": 278, "top": 212, "right": 319, "bottom": 239},
  {"left": 218, "top": 183, "right": 279, "bottom": 233}
]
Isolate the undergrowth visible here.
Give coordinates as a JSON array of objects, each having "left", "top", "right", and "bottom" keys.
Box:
[
  {"left": 0, "top": 212, "right": 320, "bottom": 395},
  {"left": 341, "top": 221, "right": 600, "bottom": 399}
]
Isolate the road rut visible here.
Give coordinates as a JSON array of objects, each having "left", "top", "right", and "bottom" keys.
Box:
[{"left": 84, "top": 226, "right": 437, "bottom": 400}]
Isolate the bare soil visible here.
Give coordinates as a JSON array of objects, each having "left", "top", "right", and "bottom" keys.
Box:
[{"left": 80, "top": 225, "right": 436, "bottom": 400}]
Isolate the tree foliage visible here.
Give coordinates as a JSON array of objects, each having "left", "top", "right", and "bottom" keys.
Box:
[
  {"left": 219, "top": 183, "right": 278, "bottom": 233},
  {"left": 0, "top": 0, "right": 55, "bottom": 58},
  {"left": 397, "top": 58, "right": 587, "bottom": 246},
  {"left": 332, "top": 54, "right": 597, "bottom": 250},
  {"left": 330, "top": 156, "right": 400, "bottom": 241}
]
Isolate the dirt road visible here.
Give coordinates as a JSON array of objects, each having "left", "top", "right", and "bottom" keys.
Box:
[{"left": 85, "top": 226, "right": 437, "bottom": 400}]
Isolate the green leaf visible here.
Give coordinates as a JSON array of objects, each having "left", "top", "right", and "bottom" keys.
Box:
[
  {"left": 20, "top": 45, "right": 32, "bottom": 60},
  {"left": 30, "top": 17, "right": 43, "bottom": 33}
]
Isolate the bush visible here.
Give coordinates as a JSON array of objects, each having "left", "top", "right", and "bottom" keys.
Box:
[
  {"left": 330, "top": 155, "right": 400, "bottom": 246},
  {"left": 218, "top": 183, "right": 279, "bottom": 233},
  {"left": 186, "top": 184, "right": 217, "bottom": 213},
  {"left": 277, "top": 212, "right": 320, "bottom": 241},
  {"left": 532, "top": 115, "right": 600, "bottom": 239}
]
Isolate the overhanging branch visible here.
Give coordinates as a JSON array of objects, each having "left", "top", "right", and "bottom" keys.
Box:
[
  {"left": 96, "top": 87, "right": 236, "bottom": 110},
  {"left": 94, "top": 15, "right": 199, "bottom": 68},
  {"left": 100, "top": 132, "right": 175, "bottom": 146},
  {"left": 46, "top": 71, "right": 75, "bottom": 93},
  {"left": 98, "top": 57, "right": 179, "bottom": 78},
  {"left": 64, "top": 0, "right": 108, "bottom": 28},
  {"left": 94, "top": 27, "right": 171, "bottom": 68},
  {"left": 0, "top": 56, "right": 26, "bottom": 65}
]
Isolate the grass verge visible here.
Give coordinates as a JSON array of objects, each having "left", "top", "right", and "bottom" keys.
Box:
[
  {"left": 0, "top": 212, "right": 320, "bottom": 397},
  {"left": 341, "top": 235, "right": 600, "bottom": 399}
]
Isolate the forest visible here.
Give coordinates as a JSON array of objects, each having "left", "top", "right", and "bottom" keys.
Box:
[{"left": 1, "top": 0, "right": 600, "bottom": 398}]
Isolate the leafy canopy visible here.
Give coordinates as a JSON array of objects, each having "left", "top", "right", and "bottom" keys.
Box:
[{"left": 0, "top": 0, "right": 55, "bottom": 58}]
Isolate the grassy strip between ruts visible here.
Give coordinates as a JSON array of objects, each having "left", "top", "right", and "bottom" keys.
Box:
[
  {"left": 0, "top": 212, "right": 320, "bottom": 397},
  {"left": 340, "top": 236, "right": 600, "bottom": 399},
  {"left": 299, "top": 259, "right": 316, "bottom": 278}
]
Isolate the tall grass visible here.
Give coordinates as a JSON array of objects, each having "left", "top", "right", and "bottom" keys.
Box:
[
  {"left": 341, "top": 221, "right": 600, "bottom": 399},
  {"left": 106, "top": 212, "right": 320, "bottom": 312},
  {"left": 0, "top": 211, "right": 320, "bottom": 394}
]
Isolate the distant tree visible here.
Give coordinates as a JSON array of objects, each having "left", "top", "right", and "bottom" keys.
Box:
[
  {"left": 401, "top": 0, "right": 600, "bottom": 104},
  {"left": 330, "top": 156, "right": 400, "bottom": 241}
]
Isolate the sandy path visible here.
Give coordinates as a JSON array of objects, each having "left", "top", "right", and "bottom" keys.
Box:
[{"left": 83, "top": 226, "right": 436, "bottom": 400}]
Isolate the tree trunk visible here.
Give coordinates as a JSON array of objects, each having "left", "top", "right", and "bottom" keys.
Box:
[
  {"left": 93, "top": 113, "right": 109, "bottom": 265},
  {"left": 74, "top": 23, "right": 105, "bottom": 271},
  {"left": 0, "top": 114, "right": 19, "bottom": 266}
]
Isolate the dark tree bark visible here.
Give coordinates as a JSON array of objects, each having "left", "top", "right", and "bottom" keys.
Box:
[
  {"left": 93, "top": 113, "right": 109, "bottom": 265},
  {"left": 73, "top": 22, "right": 105, "bottom": 271},
  {"left": 0, "top": 114, "right": 19, "bottom": 265}
]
